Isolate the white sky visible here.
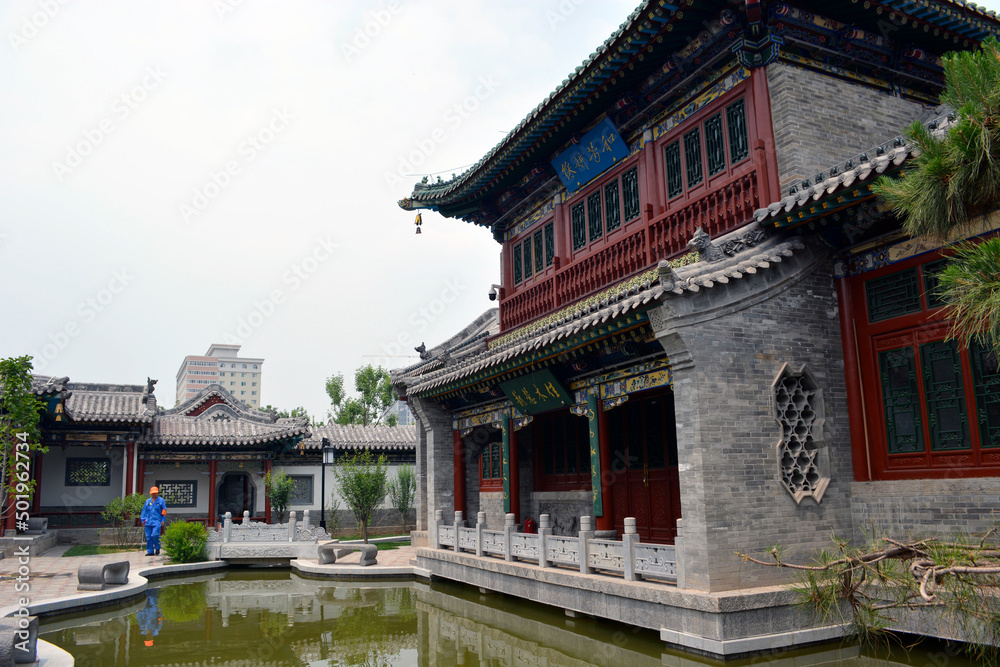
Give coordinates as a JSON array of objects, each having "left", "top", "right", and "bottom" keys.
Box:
[{"left": 2, "top": 0, "right": 999, "bottom": 420}]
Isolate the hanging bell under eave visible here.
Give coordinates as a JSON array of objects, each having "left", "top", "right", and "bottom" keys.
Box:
[{"left": 415, "top": 212, "right": 423, "bottom": 235}]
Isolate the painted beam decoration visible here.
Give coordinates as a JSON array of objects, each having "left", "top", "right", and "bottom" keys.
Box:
[
  {"left": 500, "top": 368, "right": 573, "bottom": 415},
  {"left": 551, "top": 117, "right": 629, "bottom": 194}
]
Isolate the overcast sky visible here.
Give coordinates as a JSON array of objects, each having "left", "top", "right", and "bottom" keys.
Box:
[{"left": 2, "top": 0, "right": 998, "bottom": 421}]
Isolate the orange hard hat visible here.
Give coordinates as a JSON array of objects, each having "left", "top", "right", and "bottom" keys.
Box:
[
  {"left": 149, "top": 486, "right": 159, "bottom": 494},
  {"left": 144, "top": 640, "right": 154, "bottom": 647}
]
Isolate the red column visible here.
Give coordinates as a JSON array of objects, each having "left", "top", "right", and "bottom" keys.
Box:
[
  {"left": 125, "top": 440, "right": 135, "bottom": 496},
  {"left": 838, "top": 277, "right": 872, "bottom": 482},
  {"left": 453, "top": 431, "right": 466, "bottom": 516},
  {"left": 137, "top": 459, "right": 146, "bottom": 493},
  {"left": 508, "top": 424, "right": 520, "bottom": 524},
  {"left": 31, "top": 452, "right": 43, "bottom": 514},
  {"left": 750, "top": 67, "right": 780, "bottom": 204},
  {"left": 596, "top": 401, "right": 615, "bottom": 532},
  {"left": 208, "top": 459, "right": 217, "bottom": 525},
  {"left": 264, "top": 459, "right": 272, "bottom": 524}
]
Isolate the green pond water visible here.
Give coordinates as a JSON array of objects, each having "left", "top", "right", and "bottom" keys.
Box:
[{"left": 39, "top": 570, "right": 979, "bottom": 666}]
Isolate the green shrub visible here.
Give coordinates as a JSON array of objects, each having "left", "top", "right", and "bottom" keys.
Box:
[
  {"left": 100, "top": 493, "right": 146, "bottom": 548},
  {"left": 162, "top": 521, "right": 208, "bottom": 563}
]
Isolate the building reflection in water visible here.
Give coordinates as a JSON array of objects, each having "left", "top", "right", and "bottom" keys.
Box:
[{"left": 40, "top": 571, "right": 928, "bottom": 666}]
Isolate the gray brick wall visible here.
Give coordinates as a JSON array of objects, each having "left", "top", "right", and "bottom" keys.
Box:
[
  {"left": 411, "top": 397, "right": 456, "bottom": 532},
  {"left": 654, "top": 246, "right": 853, "bottom": 592},
  {"left": 852, "top": 479, "right": 1000, "bottom": 541},
  {"left": 766, "top": 62, "right": 937, "bottom": 192}
]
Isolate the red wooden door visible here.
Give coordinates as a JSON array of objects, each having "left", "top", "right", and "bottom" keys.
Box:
[{"left": 607, "top": 390, "right": 681, "bottom": 543}]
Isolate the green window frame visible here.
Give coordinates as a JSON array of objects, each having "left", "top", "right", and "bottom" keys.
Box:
[
  {"left": 523, "top": 239, "right": 533, "bottom": 279},
  {"left": 533, "top": 230, "right": 544, "bottom": 273},
  {"left": 605, "top": 179, "right": 621, "bottom": 233},
  {"left": 683, "top": 128, "right": 703, "bottom": 188},
  {"left": 970, "top": 340, "right": 1000, "bottom": 448},
  {"left": 705, "top": 113, "right": 726, "bottom": 176},
  {"left": 622, "top": 167, "right": 640, "bottom": 220},
  {"left": 920, "top": 340, "right": 970, "bottom": 451},
  {"left": 866, "top": 268, "right": 922, "bottom": 322},
  {"left": 878, "top": 347, "right": 924, "bottom": 454},
  {"left": 66, "top": 458, "right": 111, "bottom": 487},
  {"left": 513, "top": 243, "right": 522, "bottom": 284},
  {"left": 587, "top": 191, "right": 603, "bottom": 243},
  {"left": 726, "top": 98, "right": 749, "bottom": 164},
  {"left": 571, "top": 203, "right": 586, "bottom": 251},
  {"left": 665, "top": 141, "right": 683, "bottom": 199},
  {"left": 544, "top": 222, "right": 555, "bottom": 267}
]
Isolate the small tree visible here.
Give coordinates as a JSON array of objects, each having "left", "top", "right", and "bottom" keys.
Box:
[
  {"left": 161, "top": 521, "right": 208, "bottom": 563},
  {"left": 334, "top": 450, "right": 389, "bottom": 543},
  {"left": 0, "top": 356, "right": 44, "bottom": 530},
  {"left": 326, "top": 365, "right": 396, "bottom": 426},
  {"left": 387, "top": 464, "right": 415, "bottom": 533},
  {"left": 100, "top": 492, "right": 146, "bottom": 547},
  {"left": 263, "top": 470, "right": 295, "bottom": 523}
]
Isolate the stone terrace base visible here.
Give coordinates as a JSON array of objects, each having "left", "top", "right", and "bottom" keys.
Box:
[
  {"left": 0, "top": 532, "right": 58, "bottom": 558},
  {"left": 415, "top": 547, "right": 844, "bottom": 659}
]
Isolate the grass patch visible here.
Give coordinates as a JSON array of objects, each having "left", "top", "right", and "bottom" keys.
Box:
[
  {"left": 376, "top": 541, "right": 409, "bottom": 551},
  {"left": 62, "top": 545, "right": 141, "bottom": 557}
]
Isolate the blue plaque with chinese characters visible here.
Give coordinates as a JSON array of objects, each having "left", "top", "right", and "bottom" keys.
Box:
[
  {"left": 550, "top": 117, "right": 629, "bottom": 193},
  {"left": 500, "top": 369, "right": 573, "bottom": 416}
]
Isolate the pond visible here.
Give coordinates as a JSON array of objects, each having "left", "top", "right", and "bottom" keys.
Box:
[{"left": 39, "top": 570, "right": 979, "bottom": 666}]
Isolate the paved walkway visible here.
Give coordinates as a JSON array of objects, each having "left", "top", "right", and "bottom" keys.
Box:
[{"left": 0, "top": 543, "right": 419, "bottom": 610}]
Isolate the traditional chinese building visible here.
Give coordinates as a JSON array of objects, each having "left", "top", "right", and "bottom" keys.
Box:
[
  {"left": 11, "top": 377, "right": 415, "bottom": 535},
  {"left": 392, "top": 0, "right": 1000, "bottom": 642}
]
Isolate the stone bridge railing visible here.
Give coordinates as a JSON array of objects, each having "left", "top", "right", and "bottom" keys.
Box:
[
  {"left": 431, "top": 510, "right": 684, "bottom": 587},
  {"left": 207, "top": 510, "right": 331, "bottom": 544}
]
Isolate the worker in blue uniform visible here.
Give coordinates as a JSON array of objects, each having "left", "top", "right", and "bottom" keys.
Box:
[{"left": 140, "top": 486, "right": 167, "bottom": 556}]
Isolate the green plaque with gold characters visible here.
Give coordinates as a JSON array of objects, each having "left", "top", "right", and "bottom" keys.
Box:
[
  {"left": 500, "top": 369, "right": 573, "bottom": 416},
  {"left": 587, "top": 393, "right": 602, "bottom": 517}
]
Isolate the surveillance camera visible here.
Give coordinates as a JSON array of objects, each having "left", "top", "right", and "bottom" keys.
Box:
[{"left": 488, "top": 287, "right": 498, "bottom": 301}]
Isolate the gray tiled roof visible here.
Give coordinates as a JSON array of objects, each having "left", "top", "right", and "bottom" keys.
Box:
[
  {"left": 30, "top": 376, "right": 156, "bottom": 423},
  {"left": 140, "top": 385, "right": 309, "bottom": 447},
  {"left": 298, "top": 424, "right": 417, "bottom": 451}
]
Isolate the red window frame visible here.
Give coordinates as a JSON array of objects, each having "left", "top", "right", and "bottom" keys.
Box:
[
  {"left": 849, "top": 248, "right": 1000, "bottom": 480},
  {"left": 479, "top": 441, "right": 503, "bottom": 491}
]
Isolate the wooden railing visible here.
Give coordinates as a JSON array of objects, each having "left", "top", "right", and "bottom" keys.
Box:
[
  {"left": 498, "top": 169, "right": 759, "bottom": 332},
  {"left": 648, "top": 170, "right": 759, "bottom": 264}
]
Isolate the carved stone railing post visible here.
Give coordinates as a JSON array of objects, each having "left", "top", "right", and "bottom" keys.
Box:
[
  {"left": 453, "top": 511, "right": 465, "bottom": 552},
  {"left": 223, "top": 512, "right": 232, "bottom": 543},
  {"left": 538, "top": 514, "right": 551, "bottom": 568},
  {"left": 476, "top": 511, "right": 486, "bottom": 557},
  {"left": 579, "top": 516, "right": 594, "bottom": 575},
  {"left": 302, "top": 510, "right": 311, "bottom": 531},
  {"left": 242, "top": 510, "right": 250, "bottom": 526},
  {"left": 623, "top": 517, "right": 638, "bottom": 582},
  {"left": 288, "top": 511, "right": 297, "bottom": 542},
  {"left": 674, "top": 518, "right": 686, "bottom": 589},
  {"left": 503, "top": 513, "right": 515, "bottom": 562},
  {"left": 432, "top": 510, "right": 444, "bottom": 549}
]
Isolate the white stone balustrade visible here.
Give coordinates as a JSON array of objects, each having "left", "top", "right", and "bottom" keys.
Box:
[{"left": 431, "top": 510, "right": 680, "bottom": 585}]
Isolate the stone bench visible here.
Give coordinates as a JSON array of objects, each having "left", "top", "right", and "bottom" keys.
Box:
[
  {"left": 317, "top": 543, "right": 377, "bottom": 566},
  {"left": 77, "top": 560, "right": 130, "bottom": 591},
  {"left": 22, "top": 519, "right": 46, "bottom": 535},
  {"left": 0, "top": 616, "right": 38, "bottom": 664}
]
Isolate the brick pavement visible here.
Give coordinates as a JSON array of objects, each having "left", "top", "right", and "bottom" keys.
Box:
[{"left": 0, "top": 543, "right": 418, "bottom": 610}]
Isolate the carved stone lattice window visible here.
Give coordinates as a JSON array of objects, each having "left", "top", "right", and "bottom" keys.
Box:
[{"left": 772, "top": 364, "right": 829, "bottom": 504}]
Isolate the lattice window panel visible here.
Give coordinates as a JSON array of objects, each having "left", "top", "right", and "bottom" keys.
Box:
[
  {"left": 605, "top": 179, "right": 621, "bottom": 233},
  {"left": 683, "top": 128, "right": 703, "bottom": 188},
  {"left": 159, "top": 481, "right": 197, "bottom": 507},
  {"left": 705, "top": 113, "right": 726, "bottom": 176},
  {"left": 622, "top": 167, "right": 640, "bottom": 220},
  {"left": 513, "top": 243, "right": 522, "bottom": 284},
  {"left": 571, "top": 203, "right": 586, "bottom": 250},
  {"left": 664, "top": 141, "right": 683, "bottom": 198},
  {"left": 866, "top": 268, "right": 921, "bottom": 322},
  {"left": 289, "top": 475, "right": 313, "bottom": 505},
  {"left": 773, "top": 365, "right": 829, "bottom": 504},
  {"left": 523, "top": 240, "right": 533, "bottom": 279},
  {"left": 878, "top": 347, "right": 924, "bottom": 453},
  {"left": 971, "top": 340, "right": 1000, "bottom": 447},
  {"left": 66, "top": 458, "right": 111, "bottom": 487},
  {"left": 587, "top": 191, "right": 603, "bottom": 242},
  {"left": 726, "top": 98, "right": 749, "bottom": 163},
  {"left": 921, "top": 341, "right": 970, "bottom": 451},
  {"left": 543, "top": 222, "right": 555, "bottom": 267},
  {"left": 922, "top": 259, "right": 948, "bottom": 309},
  {"left": 533, "top": 230, "right": 544, "bottom": 273}
]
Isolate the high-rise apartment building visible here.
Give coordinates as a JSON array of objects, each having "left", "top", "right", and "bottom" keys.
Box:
[{"left": 175, "top": 344, "right": 264, "bottom": 408}]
